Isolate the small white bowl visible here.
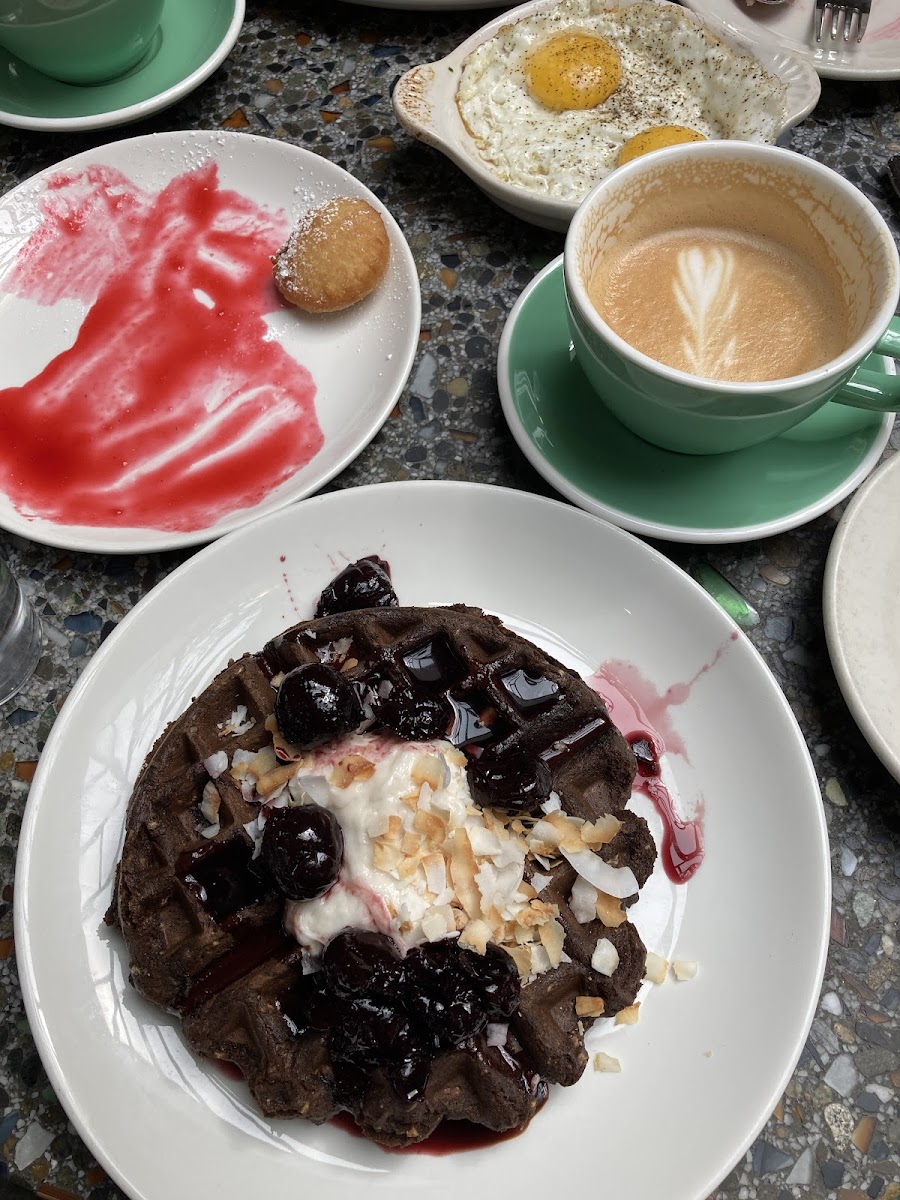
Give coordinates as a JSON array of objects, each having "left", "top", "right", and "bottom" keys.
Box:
[{"left": 392, "top": 0, "right": 821, "bottom": 232}]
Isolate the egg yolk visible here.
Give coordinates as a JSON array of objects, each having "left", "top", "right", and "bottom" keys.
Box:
[
  {"left": 525, "top": 32, "right": 623, "bottom": 111},
  {"left": 617, "top": 126, "right": 707, "bottom": 165}
]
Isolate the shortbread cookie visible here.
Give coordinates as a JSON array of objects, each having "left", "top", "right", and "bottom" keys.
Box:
[{"left": 273, "top": 197, "right": 390, "bottom": 312}]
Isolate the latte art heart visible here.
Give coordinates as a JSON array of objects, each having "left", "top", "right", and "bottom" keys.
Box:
[
  {"left": 672, "top": 246, "right": 740, "bottom": 377},
  {"left": 589, "top": 224, "right": 850, "bottom": 384}
]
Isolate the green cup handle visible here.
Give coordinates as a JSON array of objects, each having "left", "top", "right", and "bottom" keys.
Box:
[{"left": 836, "top": 314, "right": 900, "bottom": 411}]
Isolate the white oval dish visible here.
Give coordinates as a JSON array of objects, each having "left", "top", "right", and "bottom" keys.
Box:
[
  {"left": 824, "top": 451, "right": 900, "bottom": 782},
  {"left": 15, "top": 481, "right": 829, "bottom": 1200},
  {"left": 392, "top": 0, "right": 821, "bottom": 231}
]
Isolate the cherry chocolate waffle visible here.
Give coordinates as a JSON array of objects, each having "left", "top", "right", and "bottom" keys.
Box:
[{"left": 109, "top": 557, "right": 657, "bottom": 1146}]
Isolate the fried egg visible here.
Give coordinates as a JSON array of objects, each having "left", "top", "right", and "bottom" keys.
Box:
[{"left": 456, "top": 0, "right": 787, "bottom": 201}]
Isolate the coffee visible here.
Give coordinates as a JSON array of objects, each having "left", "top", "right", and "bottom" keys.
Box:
[{"left": 586, "top": 179, "right": 852, "bottom": 384}]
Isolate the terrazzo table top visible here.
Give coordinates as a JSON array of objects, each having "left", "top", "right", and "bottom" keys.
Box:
[{"left": 0, "top": 2, "right": 898, "bottom": 1197}]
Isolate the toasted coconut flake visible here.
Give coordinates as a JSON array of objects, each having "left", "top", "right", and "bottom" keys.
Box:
[
  {"left": 506, "top": 944, "right": 532, "bottom": 977},
  {"left": 580, "top": 814, "right": 623, "bottom": 846},
  {"left": 203, "top": 750, "right": 229, "bottom": 779},
  {"left": 529, "top": 942, "right": 552, "bottom": 976},
  {"left": 595, "top": 890, "right": 627, "bottom": 929},
  {"left": 466, "top": 824, "right": 503, "bottom": 858},
  {"left": 385, "top": 814, "right": 404, "bottom": 841},
  {"left": 373, "top": 841, "right": 403, "bottom": 873},
  {"left": 421, "top": 908, "right": 454, "bottom": 942},
  {"left": 570, "top": 875, "right": 598, "bottom": 924},
  {"left": 400, "top": 789, "right": 420, "bottom": 810},
  {"left": 413, "top": 808, "right": 446, "bottom": 845},
  {"left": 530, "top": 872, "right": 552, "bottom": 894},
  {"left": 397, "top": 855, "right": 422, "bottom": 880},
  {"left": 591, "top": 937, "right": 620, "bottom": 977},
  {"left": 200, "top": 780, "right": 221, "bottom": 824},
  {"left": 542, "top": 810, "right": 589, "bottom": 853},
  {"left": 459, "top": 918, "right": 492, "bottom": 955},
  {"left": 412, "top": 753, "right": 449, "bottom": 792},
  {"left": 539, "top": 917, "right": 566, "bottom": 967},
  {"left": 365, "top": 811, "right": 390, "bottom": 838},
  {"left": 486, "top": 1022, "right": 508, "bottom": 1048},
  {"left": 449, "top": 828, "right": 482, "bottom": 919},
  {"left": 340, "top": 657, "right": 359, "bottom": 673},
  {"left": 644, "top": 951, "right": 669, "bottom": 984},
  {"left": 673, "top": 959, "right": 698, "bottom": 981},
  {"left": 562, "top": 847, "right": 638, "bottom": 899},
  {"left": 199, "top": 822, "right": 220, "bottom": 839},
  {"left": 575, "top": 995, "right": 606, "bottom": 1017},
  {"left": 540, "top": 792, "right": 562, "bottom": 814},
  {"left": 217, "top": 705, "right": 256, "bottom": 737},
  {"left": 422, "top": 852, "right": 447, "bottom": 896},
  {"left": 615, "top": 1003, "right": 641, "bottom": 1026},
  {"left": 288, "top": 773, "right": 330, "bottom": 807},
  {"left": 593, "top": 1052, "right": 621, "bottom": 1073},
  {"left": 401, "top": 831, "right": 421, "bottom": 857},
  {"left": 257, "top": 761, "right": 300, "bottom": 798},
  {"left": 330, "top": 754, "right": 376, "bottom": 788}
]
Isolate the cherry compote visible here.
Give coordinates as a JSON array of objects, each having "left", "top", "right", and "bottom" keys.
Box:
[
  {"left": 274, "top": 662, "right": 362, "bottom": 748},
  {"left": 466, "top": 751, "right": 552, "bottom": 815},
  {"left": 282, "top": 931, "right": 521, "bottom": 1107},
  {"left": 315, "top": 556, "right": 398, "bottom": 617},
  {"left": 260, "top": 805, "right": 343, "bottom": 901}
]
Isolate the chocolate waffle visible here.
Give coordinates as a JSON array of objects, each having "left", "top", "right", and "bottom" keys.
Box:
[{"left": 110, "top": 581, "right": 656, "bottom": 1147}]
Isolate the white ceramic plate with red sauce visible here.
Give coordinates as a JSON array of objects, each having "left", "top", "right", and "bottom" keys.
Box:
[
  {"left": 0, "top": 131, "right": 420, "bottom": 553},
  {"left": 16, "top": 481, "right": 829, "bottom": 1200}
]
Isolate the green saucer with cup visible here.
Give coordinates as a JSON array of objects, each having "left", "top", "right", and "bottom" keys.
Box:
[
  {"left": 0, "top": 0, "right": 243, "bottom": 132},
  {"left": 498, "top": 257, "right": 895, "bottom": 544}
]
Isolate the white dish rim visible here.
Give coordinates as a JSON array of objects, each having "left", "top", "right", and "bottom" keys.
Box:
[
  {"left": 392, "top": 0, "right": 822, "bottom": 230},
  {"left": 823, "top": 450, "right": 900, "bottom": 781}
]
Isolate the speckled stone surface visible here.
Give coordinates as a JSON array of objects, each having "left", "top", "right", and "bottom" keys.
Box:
[{"left": 0, "top": 2, "right": 899, "bottom": 1197}]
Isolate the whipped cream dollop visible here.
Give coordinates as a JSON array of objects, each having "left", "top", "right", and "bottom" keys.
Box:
[{"left": 225, "top": 730, "right": 635, "bottom": 980}]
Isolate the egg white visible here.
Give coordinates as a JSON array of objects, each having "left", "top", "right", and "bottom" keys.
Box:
[{"left": 456, "top": 0, "right": 787, "bottom": 201}]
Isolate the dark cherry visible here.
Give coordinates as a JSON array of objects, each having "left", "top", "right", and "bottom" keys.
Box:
[
  {"left": 371, "top": 678, "right": 452, "bottom": 741},
  {"left": 629, "top": 735, "right": 660, "bottom": 778},
  {"left": 466, "top": 751, "right": 553, "bottom": 814},
  {"left": 477, "top": 943, "right": 521, "bottom": 1022},
  {"left": 341, "top": 996, "right": 424, "bottom": 1064},
  {"left": 315, "top": 556, "right": 398, "bottom": 617},
  {"left": 323, "top": 929, "right": 402, "bottom": 997},
  {"left": 281, "top": 971, "right": 335, "bottom": 1036},
  {"left": 260, "top": 805, "right": 343, "bottom": 901},
  {"left": 274, "top": 662, "right": 362, "bottom": 748}
]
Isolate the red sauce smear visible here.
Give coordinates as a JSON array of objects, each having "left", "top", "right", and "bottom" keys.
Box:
[
  {"left": 329, "top": 1109, "right": 534, "bottom": 1155},
  {"left": 0, "top": 162, "right": 323, "bottom": 532},
  {"left": 585, "top": 634, "right": 736, "bottom": 883}
]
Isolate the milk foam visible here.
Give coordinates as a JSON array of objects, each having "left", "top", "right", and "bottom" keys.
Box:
[
  {"left": 589, "top": 225, "right": 851, "bottom": 383},
  {"left": 672, "top": 245, "right": 740, "bottom": 377}
]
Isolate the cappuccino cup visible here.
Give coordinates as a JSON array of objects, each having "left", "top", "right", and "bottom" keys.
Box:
[
  {"left": 0, "top": 0, "right": 164, "bottom": 85},
  {"left": 565, "top": 141, "right": 900, "bottom": 455}
]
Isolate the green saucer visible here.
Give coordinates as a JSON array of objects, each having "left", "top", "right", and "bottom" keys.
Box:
[
  {"left": 0, "top": 0, "right": 242, "bottom": 132},
  {"left": 498, "top": 257, "right": 895, "bottom": 544}
]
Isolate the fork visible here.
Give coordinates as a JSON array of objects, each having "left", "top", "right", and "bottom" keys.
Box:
[{"left": 814, "top": 0, "right": 871, "bottom": 43}]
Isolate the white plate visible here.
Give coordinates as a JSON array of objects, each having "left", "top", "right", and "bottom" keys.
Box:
[
  {"left": 824, "top": 451, "right": 900, "bottom": 780},
  {"left": 0, "top": 131, "right": 420, "bottom": 553},
  {"left": 16, "top": 481, "right": 829, "bottom": 1200},
  {"left": 392, "top": 0, "right": 820, "bottom": 231},
  {"left": 682, "top": 0, "right": 900, "bottom": 80}
]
